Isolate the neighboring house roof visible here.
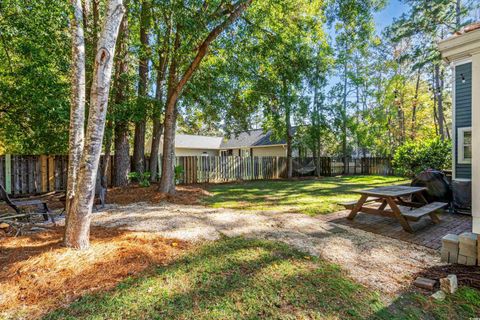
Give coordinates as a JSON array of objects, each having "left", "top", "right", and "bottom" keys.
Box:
[
  {"left": 174, "top": 134, "right": 223, "bottom": 150},
  {"left": 220, "top": 129, "right": 288, "bottom": 149},
  {"left": 454, "top": 22, "right": 480, "bottom": 36},
  {"left": 148, "top": 130, "right": 291, "bottom": 152}
]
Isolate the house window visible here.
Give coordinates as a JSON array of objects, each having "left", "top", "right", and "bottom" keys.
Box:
[{"left": 458, "top": 127, "right": 472, "bottom": 164}]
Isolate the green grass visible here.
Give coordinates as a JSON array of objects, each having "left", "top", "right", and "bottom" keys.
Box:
[
  {"left": 203, "top": 175, "right": 409, "bottom": 215},
  {"left": 44, "top": 238, "right": 480, "bottom": 320}
]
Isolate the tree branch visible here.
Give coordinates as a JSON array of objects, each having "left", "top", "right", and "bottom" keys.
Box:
[{"left": 173, "top": 0, "right": 252, "bottom": 98}]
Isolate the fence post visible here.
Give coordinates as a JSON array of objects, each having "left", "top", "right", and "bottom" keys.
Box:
[
  {"left": 5, "top": 154, "right": 11, "bottom": 194},
  {"left": 48, "top": 156, "right": 55, "bottom": 192}
]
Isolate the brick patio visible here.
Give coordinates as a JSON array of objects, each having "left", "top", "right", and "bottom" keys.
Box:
[{"left": 321, "top": 209, "right": 472, "bottom": 250}]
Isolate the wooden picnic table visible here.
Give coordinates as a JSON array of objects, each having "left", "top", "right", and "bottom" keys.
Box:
[{"left": 346, "top": 185, "right": 448, "bottom": 233}]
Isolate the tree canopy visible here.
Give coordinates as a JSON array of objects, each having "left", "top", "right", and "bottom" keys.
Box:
[{"left": 1, "top": 0, "right": 479, "bottom": 171}]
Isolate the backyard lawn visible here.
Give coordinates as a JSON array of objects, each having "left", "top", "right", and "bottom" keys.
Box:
[
  {"left": 45, "top": 238, "right": 480, "bottom": 320},
  {"left": 3, "top": 176, "right": 480, "bottom": 320},
  {"left": 204, "top": 175, "right": 409, "bottom": 215}
]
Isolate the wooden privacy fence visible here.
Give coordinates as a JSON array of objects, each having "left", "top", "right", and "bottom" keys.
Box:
[
  {"left": 330, "top": 157, "right": 394, "bottom": 176},
  {"left": 174, "top": 156, "right": 286, "bottom": 184},
  {"left": 0, "top": 155, "right": 393, "bottom": 195},
  {"left": 0, "top": 155, "right": 110, "bottom": 196}
]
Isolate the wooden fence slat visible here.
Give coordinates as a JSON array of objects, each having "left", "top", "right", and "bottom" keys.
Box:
[
  {"left": 13, "top": 156, "right": 20, "bottom": 195},
  {"left": 28, "top": 156, "right": 35, "bottom": 193},
  {"left": 4, "top": 154, "right": 11, "bottom": 194},
  {"left": 0, "top": 155, "right": 393, "bottom": 192},
  {"left": 0, "top": 155, "right": 4, "bottom": 189},
  {"left": 48, "top": 156, "right": 55, "bottom": 192}
]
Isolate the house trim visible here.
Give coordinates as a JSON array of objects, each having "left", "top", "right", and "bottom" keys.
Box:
[
  {"left": 457, "top": 127, "right": 472, "bottom": 164},
  {"left": 175, "top": 147, "right": 220, "bottom": 151},
  {"left": 439, "top": 27, "right": 480, "bottom": 234},
  {"left": 438, "top": 29, "right": 480, "bottom": 63},
  {"left": 220, "top": 144, "right": 286, "bottom": 150},
  {"left": 472, "top": 52, "right": 480, "bottom": 233}
]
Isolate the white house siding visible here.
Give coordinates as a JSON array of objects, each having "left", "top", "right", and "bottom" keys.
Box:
[
  {"left": 175, "top": 148, "right": 219, "bottom": 157},
  {"left": 251, "top": 146, "right": 286, "bottom": 157}
]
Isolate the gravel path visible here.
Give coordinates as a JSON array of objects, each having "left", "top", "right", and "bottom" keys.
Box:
[{"left": 92, "top": 202, "right": 441, "bottom": 296}]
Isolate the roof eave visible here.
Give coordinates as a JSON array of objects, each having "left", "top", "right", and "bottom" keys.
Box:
[{"left": 438, "top": 28, "right": 480, "bottom": 63}]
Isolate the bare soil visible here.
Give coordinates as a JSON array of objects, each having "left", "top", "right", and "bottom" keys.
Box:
[{"left": 91, "top": 201, "right": 443, "bottom": 296}]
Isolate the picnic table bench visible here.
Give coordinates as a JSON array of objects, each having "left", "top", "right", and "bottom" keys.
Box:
[
  {"left": 0, "top": 184, "right": 55, "bottom": 223},
  {"left": 341, "top": 186, "right": 448, "bottom": 233}
]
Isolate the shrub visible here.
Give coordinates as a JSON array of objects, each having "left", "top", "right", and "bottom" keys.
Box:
[
  {"left": 392, "top": 138, "right": 452, "bottom": 177},
  {"left": 128, "top": 171, "right": 151, "bottom": 187},
  {"left": 174, "top": 165, "right": 184, "bottom": 185}
]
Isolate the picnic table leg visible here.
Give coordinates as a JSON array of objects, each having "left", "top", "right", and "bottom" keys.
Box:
[
  {"left": 415, "top": 192, "right": 441, "bottom": 224},
  {"left": 41, "top": 203, "right": 55, "bottom": 224},
  {"left": 378, "top": 199, "right": 388, "bottom": 211},
  {"left": 347, "top": 194, "right": 368, "bottom": 220},
  {"left": 416, "top": 192, "right": 429, "bottom": 204},
  {"left": 385, "top": 197, "right": 414, "bottom": 233}
]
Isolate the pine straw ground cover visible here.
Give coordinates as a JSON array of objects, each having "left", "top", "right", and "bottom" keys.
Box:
[
  {"left": 0, "top": 227, "right": 189, "bottom": 319},
  {"left": 2, "top": 229, "right": 480, "bottom": 319},
  {"left": 106, "top": 184, "right": 212, "bottom": 206}
]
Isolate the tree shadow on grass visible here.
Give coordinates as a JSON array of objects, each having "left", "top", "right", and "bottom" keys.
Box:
[{"left": 44, "top": 237, "right": 385, "bottom": 320}]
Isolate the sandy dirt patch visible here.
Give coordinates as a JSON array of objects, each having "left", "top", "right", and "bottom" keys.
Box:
[{"left": 92, "top": 202, "right": 441, "bottom": 296}]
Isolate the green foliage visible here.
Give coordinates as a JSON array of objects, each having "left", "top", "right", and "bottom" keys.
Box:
[
  {"left": 128, "top": 171, "right": 151, "bottom": 187},
  {"left": 392, "top": 138, "right": 452, "bottom": 177},
  {"left": 0, "top": 0, "right": 71, "bottom": 154},
  {"left": 0, "top": 0, "right": 476, "bottom": 165},
  {"left": 174, "top": 165, "right": 184, "bottom": 185}
]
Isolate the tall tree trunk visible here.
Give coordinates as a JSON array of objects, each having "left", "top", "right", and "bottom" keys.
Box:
[
  {"left": 411, "top": 71, "right": 421, "bottom": 140},
  {"left": 149, "top": 22, "right": 171, "bottom": 182},
  {"left": 313, "top": 85, "right": 322, "bottom": 177},
  {"left": 114, "top": 122, "right": 130, "bottom": 186},
  {"left": 396, "top": 99, "right": 405, "bottom": 144},
  {"left": 432, "top": 73, "right": 439, "bottom": 136},
  {"left": 65, "top": 0, "right": 125, "bottom": 249},
  {"left": 159, "top": 0, "right": 252, "bottom": 194},
  {"left": 101, "top": 119, "right": 113, "bottom": 188},
  {"left": 150, "top": 118, "right": 163, "bottom": 181},
  {"left": 342, "top": 59, "right": 348, "bottom": 174},
  {"left": 66, "top": 0, "right": 87, "bottom": 213},
  {"left": 159, "top": 31, "right": 179, "bottom": 194},
  {"left": 444, "top": 117, "right": 451, "bottom": 140},
  {"left": 282, "top": 77, "right": 293, "bottom": 179},
  {"left": 435, "top": 64, "right": 445, "bottom": 140},
  {"left": 132, "top": 0, "right": 150, "bottom": 173},
  {"left": 112, "top": 2, "right": 130, "bottom": 187},
  {"left": 286, "top": 106, "right": 293, "bottom": 179},
  {"left": 159, "top": 102, "right": 177, "bottom": 193},
  {"left": 84, "top": 0, "right": 98, "bottom": 108}
]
